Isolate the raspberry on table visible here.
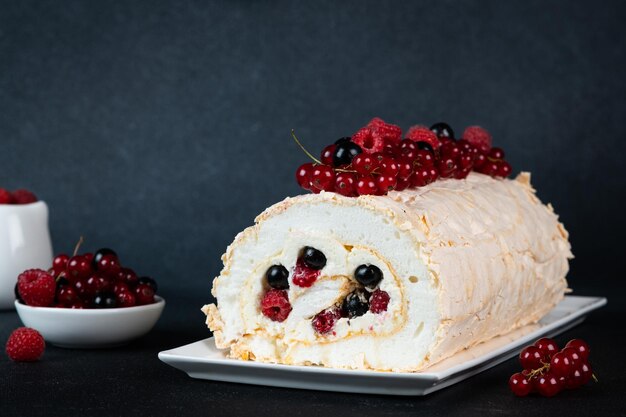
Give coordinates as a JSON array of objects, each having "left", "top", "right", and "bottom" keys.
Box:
[
  {"left": 5, "top": 327, "right": 45, "bottom": 362},
  {"left": 261, "top": 289, "right": 292, "bottom": 322},
  {"left": 17, "top": 269, "right": 56, "bottom": 307}
]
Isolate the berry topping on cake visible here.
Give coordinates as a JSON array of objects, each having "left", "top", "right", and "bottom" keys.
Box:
[
  {"left": 292, "top": 119, "right": 513, "bottom": 197},
  {"left": 261, "top": 289, "right": 292, "bottom": 322},
  {"left": 266, "top": 265, "right": 290, "bottom": 290},
  {"left": 312, "top": 308, "right": 341, "bottom": 334},
  {"left": 352, "top": 127, "right": 386, "bottom": 154},
  {"left": 462, "top": 126, "right": 492, "bottom": 154},
  {"left": 341, "top": 289, "right": 370, "bottom": 318},
  {"left": 5, "top": 327, "right": 45, "bottom": 362},
  {"left": 300, "top": 247, "right": 326, "bottom": 270},
  {"left": 353, "top": 264, "right": 383, "bottom": 288},
  {"left": 430, "top": 122, "right": 455, "bottom": 140},
  {"left": 406, "top": 126, "right": 440, "bottom": 150},
  {"left": 332, "top": 141, "right": 362, "bottom": 167},
  {"left": 369, "top": 289, "right": 390, "bottom": 313},
  {"left": 17, "top": 269, "right": 56, "bottom": 307}
]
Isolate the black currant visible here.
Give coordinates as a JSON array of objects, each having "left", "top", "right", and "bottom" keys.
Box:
[
  {"left": 266, "top": 265, "right": 290, "bottom": 289},
  {"left": 415, "top": 141, "right": 434, "bottom": 153},
  {"left": 138, "top": 276, "right": 158, "bottom": 293},
  {"left": 93, "top": 292, "right": 117, "bottom": 308},
  {"left": 301, "top": 247, "right": 326, "bottom": 270},
  {"left": 341, "top": 290, "right": 370, "bottom": 318},
  {"left": 430, "top": 122, "right": 455, "bottom": 140},
  {"left": 332, "top": 142, "right": 362, "bottom": 167},
  {"left": 354, "top": 264, "right": 383, "bottom": 288},
  {"left": 334, "top": 137, "right": 352, "bottom": 145}
]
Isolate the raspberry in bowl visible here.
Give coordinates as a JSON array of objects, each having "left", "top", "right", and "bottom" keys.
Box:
[{"left": 13, "top": 246, "right": 165, "bottom": 348}]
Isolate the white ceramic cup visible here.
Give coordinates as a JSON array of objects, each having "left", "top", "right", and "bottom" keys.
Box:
[{"left": 0, "top": 201, "right": 53, "bottom": 310}]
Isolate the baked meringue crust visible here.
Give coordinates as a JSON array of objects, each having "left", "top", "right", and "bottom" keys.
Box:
[{"left": 203, "top": 172, "right": 572, "bottom": 372}]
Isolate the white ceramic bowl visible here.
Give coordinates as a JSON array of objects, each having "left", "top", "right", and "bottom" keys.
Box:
[{"left": 15, "top": 296, "right": 165, "bottom": 348}]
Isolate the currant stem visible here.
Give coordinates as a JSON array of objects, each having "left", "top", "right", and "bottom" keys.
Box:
[
  {"left": 291, "top": 130, "right": 323, "bottom": 165},
  {"left": 73, "top": 236, "right": 84, "bottom": 257},
  {"left": 291, "top": 129, "right": 358, "bottom": 173}
]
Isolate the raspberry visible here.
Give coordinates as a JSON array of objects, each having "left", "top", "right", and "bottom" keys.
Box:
[
  {"left": 369, "top": 289, "right": 390, "bottom": 313},
  {"left": 261, "top": 289, "right": 292, "bottom": 322},
  {"left": 5, "top": 327, "right": 45, "bottom": 362},
  {"left": 292, "top": 259, "right": 321, "bottom": 287},
  {"left": 406, "top": 126, "right": 441, "bottom": 149},
  {"left": 0, "top": 188, "right": 15, "bottom": 204},
  {"left": 11, "top": 189, "right": 38, "bottom": 204},
  {"left": 462, "top": 126, "right": 492, "bottom": 154},
  {"left": 17, "top": 269, "right": 56, "bottom": 307},
  {"left": 352, "top": 127, "right": 385, "bottom": 154},
  {"left": 367, "top": 117, "right": 402, "bottom": 144},
  {"left": 312, "top": 308, "right": 341, "bottom": 334}
]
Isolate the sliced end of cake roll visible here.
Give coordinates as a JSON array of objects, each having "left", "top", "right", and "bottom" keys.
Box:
[{"left": 203, "top": 172, "right": 572, "bottom": 372}]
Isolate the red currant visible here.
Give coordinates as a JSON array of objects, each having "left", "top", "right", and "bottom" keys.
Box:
[
  {"left": 565, "top": 339, "right": 590, "bottom": 361},
  {"left": 352, "top": 154, "right": 380, "bottom": 175},
  {"left": 509, "top": 372, "right": 532, "bottom": 397},
  {"left": 56, "top": 285, "right": 79, "bottom": 306},
  {"left": 519, "top": 345, "right": 547, "bottom": 370},
  {"left": 397, "top": 157, "right": 413, "bottom": 180},
  {"left": 479, "top": 160, "right": 499, "bottom": 177},
  {"left": 437, "top": 157, "right": 457, "bottom": 178},
  {"left": 96, "top": 254, "right": 121, "bottom": 277},
  {"left": 534, "top": 371, "right": 563, "bottom": 397},
  {"left": 473, "top": 153, "right": 487, "bottom": 169},
  {"left": 320, "top": 144, "right": 336, "bottom": 165},
  {"left": 550, "top": 351, "right": 576, "bottom": 378},
  {"left": 356, "top": 175, "right": 378, "bottom": 195},
  {"left": 135, "top": 283, "right": 155, "bottom": 305},
  {"left": 52, "top": 254, "right": 69, "bottom": 277},
  {"left": 395, "top": 177, "right": 410, "bottom": 191},
  {"left": 66, "top": 255, "right": 93, "bottom": 282},
  {"left": 335, "top": 172, "right": 356, "bottom": 197},
  {"left": 414, "top": 150, "right": 435, "bottom": 168},
  {"left": 534, "top": 338, "right": 559, "bottom": 359},
  {"left": 296, "top": 163, "right": 314, "bottom": 190},
  {"left": 379, "top": 156, "right": 399, "bottom": 177},
  {"left": 376, "top": 175, "right": 397, "bottom": 194},
  {"left": 579, "top": 362, "right": 593, "bottom": 385},
  {"left": 116, "top": 291, "right": 137, "bottom": 308},
  {"left": 496, "top": 160, "right": 512, "bottom": 177},
  {"left": 458, "top": 152, "right": 474, "bottom": 169},
  {"left": 117, "top": 267, "right": 139, "bottom": 286},
  {"left": 489, "top": 147, "right": 505, "bottom": 160},
  {"left": 311, "top": 165, "right": 335, "bottom": 192}
]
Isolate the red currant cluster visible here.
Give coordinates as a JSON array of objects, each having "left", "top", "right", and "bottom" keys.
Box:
[
  {"left": 294, "top": 118, "right": 512, "bottom": 197},
  {"left": 16, "top": 243, "right": 158, "bottom": 309},
  {"left": 509, "top": 337, "right": 595, "bottom": 397}
]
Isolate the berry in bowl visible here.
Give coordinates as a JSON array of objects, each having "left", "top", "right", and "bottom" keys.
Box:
[{"left": 14, "top": 245, "right": 165, "bottom": 348}]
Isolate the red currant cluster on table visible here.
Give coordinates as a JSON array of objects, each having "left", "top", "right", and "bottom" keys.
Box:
[
  {"left": 15, "top": 246, "right": 158, "bottom": 309},
  {"left": 0, "top": 188, "right": 38, "bottom": 204},
  {"left": 295, "top": 118, "right": 512, "bottom": 196},
  {"left": 509, "top": 337, "right": 596, "bottom": 397},
  {"left": 259, "top": 246, "right": 390, "bottom": 335}
]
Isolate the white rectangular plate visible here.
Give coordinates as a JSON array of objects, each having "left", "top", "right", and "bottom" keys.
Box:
[{"left": 158, "top": 295, "right": 606, "bottom": 396}]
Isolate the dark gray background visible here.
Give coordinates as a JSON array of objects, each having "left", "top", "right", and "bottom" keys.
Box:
[{"left": 1, "top": 1, "right": 625, "bottom": 416}]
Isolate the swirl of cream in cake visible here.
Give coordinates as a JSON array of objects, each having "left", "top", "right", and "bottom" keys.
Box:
[{"left": 203, "top": 172, "right": 572, "bottom": 372}]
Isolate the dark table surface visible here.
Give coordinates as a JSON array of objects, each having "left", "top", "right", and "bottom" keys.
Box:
[{"left": 2, "top": 292, "right": 625, "bottom": 417}]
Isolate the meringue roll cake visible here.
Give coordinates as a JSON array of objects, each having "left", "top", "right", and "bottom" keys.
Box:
[{"left": 203, "top": 172, "right": 572, "bottom": 372}]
